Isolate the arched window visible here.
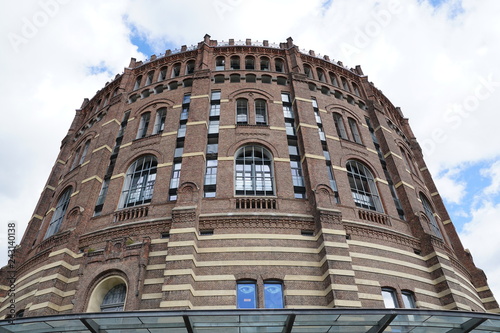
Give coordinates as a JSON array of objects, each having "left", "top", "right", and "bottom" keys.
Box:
[
  {"left": 352, "top": 82, "right": 361, "bottom": 97},
  {"left": 79, "top": 140, "right": 91, "bottom": 164},
  {"left": 44, "top": 187, "right": 72, "bottom": 239},
  {"left": 145, "top": 71, "right": 154, "bottom": 86},
  {"left": 333, "top": 113, "right": 348, "bottom": 139},
  {"left": 346, "top": 160, "right": 383, "bottom": 212},
  {"left": 382, "top": 287, "right": 398, "bottom": 308},
  {"left": 236, "top": 99, "right": 248, "bottom": 124},
  {"left": 245, "top": 56, "right": 255, "bottom": 70},
  {"left": 245, "top": 74, "right": 256, "bottom": 83},
  {"left": 100, "top": 284, "right": 126, "bottom": 312},
  {"left": 87, "top": 276, "right": 127, "bottom": 312},
  {"left": 260, "top": 57, "right": 270, "bottom": 71},
  {"left": 214, "top": 74, "right": 225, "bottom": 83},
  {"left": 230, "top": 56, "right": 240, "bottom": 70},
  {"left": 317, "top": 68, "right": 326, "bottom": 82},
  {"left": 255, "top": 99, "right": 267, "bottom": 125},
  {"left": 420, "top": 193, "right": 442, "bottom": 238},
  {"left": 275, "top": 58, "right": 284, "bottom": 72},
  {"left": 133, "top": 75, "right": 142, "bottom": 90},
  {"left": 348, "top": 118, "right": 362, "bottom": 144},
  {"left": 215, "top": 56, "right": 225, "bottom": 71},
  {"left": 235, "top": 145, "right": 274, "bottom": 196},
  {"left": 329, "top": 72, "right": 339, "bottom": 87},
  {"left": 261, "top": 75, "right": 272, "bottom": 84},
  {"left": 158, "top": 66, "right": 167, "bottom": 81},
  {"left": 341, "top": 77, "right": 350, "bottom": 91},
  {"left": 185, "top": 60, "right": 195, "bottom": 74},
  {"left": 230, "top": 74, "right": 241, "bottom": 83},
  {"left": 171, "top": 63, "right": 181, "bottom": 78},
  {"left": 152, "top": 108, "right": 167, "bottom": 134},
  {"left": 136, "top": 112, "right": 151, "bottom": 139},
  {"left": 120, "top": 156, "right": 157, "bottom": 208},
  {"left": 304, "top": 64, "right": 313, "bottom": 78}
]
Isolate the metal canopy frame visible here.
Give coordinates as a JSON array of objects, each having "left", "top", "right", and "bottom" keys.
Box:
[{"left": 1, "top": 308, "right": 500, "bottom": 333}]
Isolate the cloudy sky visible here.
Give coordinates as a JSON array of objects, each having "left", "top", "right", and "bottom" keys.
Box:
[{"left": 1, "top": 0, "right": 499, "bottom": 302}]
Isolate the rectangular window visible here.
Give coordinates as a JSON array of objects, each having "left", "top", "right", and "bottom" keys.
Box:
[
  {"left": 237, "top": 282, "right": 256, "bottom": 309},
  {"left": 177, "top": 124, "right": 186, "bottom": 138},
  {"left": 170, "top": 163, "right": 182, "bottom": 189},
  {"left": 210, "top": 104, "right": 220, "bottom": 117},
  {"left": 281, "top": 93, "right": 291, "bottom": 103},
  {"left": 183, "top": 94, "right": 191, "bottom": 104},
  {"left": 211, "top": 91, "right": 221, "bottom": 101},
  {"left": 290, "top": 161, "right": 304, "bottom": 187},
  {"left": 208, "top": 120, "right": 219, "bottom": 134},
  {"left": 264, "top": 282, "right": 284, "bottom": 309},
  {"left": 283, "top": 105, "right": 293, "bottom": 119},
  {"left": 205, "top": 160, "right": 218, "bottom": 185}
]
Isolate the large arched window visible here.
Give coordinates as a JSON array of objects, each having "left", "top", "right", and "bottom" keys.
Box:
[
  {"left": 100, "top": 284, "right": 126, "bottom": 312},
  {"left": 44, "top": 187, "right": 72, "bottom": 239},
  {"left": 420, "top": 193, "right": 443, "bottom": 238},
  {"left": 235, "top": 145, "right": 274, "bottom": 196},
  {"left": 87, "top": 276, "right": 127, "bottom": 312},
  {"left": 346, "top": 160, "right": 383, "bottom": 212},
  {"left": 120, "top": 156, "right": 157, "bottom": 208}
]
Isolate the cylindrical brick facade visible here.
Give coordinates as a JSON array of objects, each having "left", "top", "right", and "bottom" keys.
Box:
[{"left": 1, "top": 35, "right": 498, "bottom": 318}]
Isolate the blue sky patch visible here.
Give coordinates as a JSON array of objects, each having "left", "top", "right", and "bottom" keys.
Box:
[{"left": 440, "top": 160, "right": 495, "bottom": 232}]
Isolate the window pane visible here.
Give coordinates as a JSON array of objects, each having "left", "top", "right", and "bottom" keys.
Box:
[
  {"left": 382, "top": 289, "right": 398, "bottom": 308},
  {"left": 402, "top": 291, "right": 416, "bottom": 308},
  {"left": 264, "top": 283, "right": 284, "bottom": 308},
  {"left": 237, "top": 283, "right": 256, "bottom": 309}
]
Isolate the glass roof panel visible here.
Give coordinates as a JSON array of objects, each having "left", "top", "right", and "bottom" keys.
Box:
[{"left": 473, "top": 318, "right": 500, "bottom": 331}]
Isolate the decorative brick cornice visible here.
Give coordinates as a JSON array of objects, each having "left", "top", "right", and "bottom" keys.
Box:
[
  {"left": 16, "top": 248, "right": 51, "bottom": 277},
  {"left": 199, "top": 214, "right": 314, "bottom": 230},
  {"left": 36, "top": 230, "right": 72, "bottom": 253},
  {"left": 79, "top": 220, "right": 170, "bottom": 248},
  {"left": 344, "top": 223, "right": 420, "bottom": 249}
]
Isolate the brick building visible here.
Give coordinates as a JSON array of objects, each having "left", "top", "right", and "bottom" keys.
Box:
[{"left": 1, "top": 34, "right": 499, "bottom": 329}]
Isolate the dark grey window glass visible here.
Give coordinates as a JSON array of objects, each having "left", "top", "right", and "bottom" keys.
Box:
[
  {"left": 255, "top": 99, "right": 267, "bottom": 125},
  {"left": 100, "top": 284, "right": 126, "bottom": 312},
  {"left": 333, "top": 113, "right": 348, "bottom": 139},
  {"left": 136, "top": 112, "right": 150, "bottom": 139},
  {"left": 348, "top": 118, "right": 362, "bottom": 144},
  {"left": 420, "top": 194, "right": 442, "bottom": 238},
  {"left": 237, "top": 99, "right": 248, "bottom": 124},
  {"left": 44, "top": 187, "right": 72, "bottom": 239},
  {"left": 153, "top": 108, "right": 167, "bottom": 134}
]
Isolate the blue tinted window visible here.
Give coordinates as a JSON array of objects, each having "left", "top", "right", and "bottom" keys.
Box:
[
  {"left": 237, "top": 282, "right": 256, "bottom": 309},
  {"left": 264, "top": 282, "right": 283, "bottom": 308}
]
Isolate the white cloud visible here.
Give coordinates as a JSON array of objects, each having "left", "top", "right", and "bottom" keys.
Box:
[
  {"left": 460, "top": 200, "right": 500, "bottom": 299},
  {"left": 1, "top": 0, "right": 500, "bottom": 306},
  {"left": 481, "top": 160, "right": 500, "bottom": 196},
  {"left": 434, "top": 169, "right": 467, "bottom": 204}
]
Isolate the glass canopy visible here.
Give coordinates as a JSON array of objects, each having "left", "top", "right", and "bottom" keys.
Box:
[{"left": 1, "top": 309, "right": 500, "bottom": 333}]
